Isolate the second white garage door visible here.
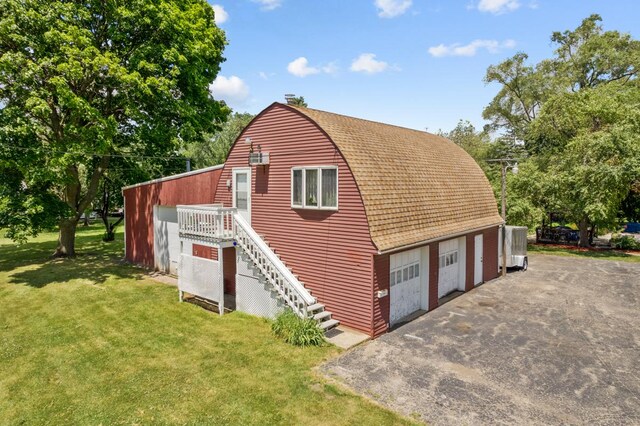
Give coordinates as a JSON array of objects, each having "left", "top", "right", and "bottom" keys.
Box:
[
  {"left": 154, "top": 206, "right": 181, "bottom": 275},
  {"left": 438, "top": 238, "right": 465, "bottom": 298}
]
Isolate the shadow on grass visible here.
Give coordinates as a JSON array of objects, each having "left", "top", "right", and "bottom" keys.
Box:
[
  {"left": 0, "top": 228, "right": 113, "bottom": 268},
  {"left": 7, "top": 251, "right": 145, "bottom": 289},
  {"left": 1, "top": 225, "right": 145, "bottom": 288}
]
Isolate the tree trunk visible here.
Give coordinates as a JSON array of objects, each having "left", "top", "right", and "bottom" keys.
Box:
[
  {"left": 578, "top": 218, "right": 590, "bottom": 248},
  {"left": 54, "top": 218, "right": 78, "bottom": 257}
]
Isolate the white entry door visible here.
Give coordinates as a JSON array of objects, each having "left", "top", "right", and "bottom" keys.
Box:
[
  {"left": 390, "top": 248, "right": 422, "bottom": 325},
  {"left": 233, "top": 168, "right": 251, "bottom": 224},
  {"left": 154, "top": 206, "right": 180, "bottom": 275},
  {"left": 474, "top": 234, "right": 484, "bottom": 285},
  {"left": 438, "top": 239, "right": 460, "bottom": 298}
]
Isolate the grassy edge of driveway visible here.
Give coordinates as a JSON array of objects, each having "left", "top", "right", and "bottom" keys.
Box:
[
  {"left": 0, "top": 225, "right": 417, "bottom": 425},
  {"left": 528, "top": 243, "right": 640, "bottom": 263}
]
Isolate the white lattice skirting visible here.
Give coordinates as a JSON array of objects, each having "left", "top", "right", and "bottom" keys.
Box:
[
  {"left": 178, "top": 254, "right": 221, "bottom": 303},
  {"left": 235, "top": 252, "right": 284, "bottom": 319}
]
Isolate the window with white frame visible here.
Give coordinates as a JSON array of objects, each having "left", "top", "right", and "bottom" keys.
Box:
[
  {"left": 390, "top": 262, "right": 419, "bottom": 287},
  {"left": 291, "top": 167, "right": 338, "bottom": 209}
]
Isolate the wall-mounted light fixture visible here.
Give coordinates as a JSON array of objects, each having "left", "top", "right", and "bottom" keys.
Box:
[{"left": 226, "top": 179, "right": 231, "bottom": 189}]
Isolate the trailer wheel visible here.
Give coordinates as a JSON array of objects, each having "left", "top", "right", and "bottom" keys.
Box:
[{"left": 522, "top": 257, "right": 528, "bottom": 271}]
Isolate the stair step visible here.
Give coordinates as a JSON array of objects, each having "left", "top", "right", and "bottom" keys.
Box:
[
  {"left": 307, "top": 303, "right": 324, "bottom": 312},
  {"left": 320, "top": 319, "right": 340, "bottom": 331},
  {"left": 314, "top": 311, "right": 331, "bottom": 321}
]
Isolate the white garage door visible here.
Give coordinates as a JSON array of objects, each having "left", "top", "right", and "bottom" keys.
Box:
[
  {"left": 438, "top": 238, "right": 461, "bottom": 298},
  {"left": 390, "top": 248, "right": 422, "bottom": 325},
  {"left": 154, "top": 206, "right": 180, "bottom": 275}
]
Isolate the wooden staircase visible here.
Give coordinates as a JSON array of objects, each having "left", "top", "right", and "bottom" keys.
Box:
[{"left": 234, "top": 214, "right": 339, "bottom": 332}]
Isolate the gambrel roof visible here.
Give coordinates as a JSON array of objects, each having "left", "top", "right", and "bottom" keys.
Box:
[{"left": 287, "top": 104, "right": 503, "bottom": 252}]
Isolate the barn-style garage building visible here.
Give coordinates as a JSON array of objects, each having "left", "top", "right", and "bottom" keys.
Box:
[{"left": 123, "top": 102, "right": 502, "bottom": 337}]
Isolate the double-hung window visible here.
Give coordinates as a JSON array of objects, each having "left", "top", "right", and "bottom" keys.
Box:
[{"left": 291, "top": 166, "right": 338, "bottom": 210}]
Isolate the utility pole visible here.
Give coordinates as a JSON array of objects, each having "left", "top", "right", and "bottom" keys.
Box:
[
  {"left": 487, "top": 159, "right": 518, "bottom": 278},
  {"left": 500, "top": 163, "right": 507, "bottom": 278}
]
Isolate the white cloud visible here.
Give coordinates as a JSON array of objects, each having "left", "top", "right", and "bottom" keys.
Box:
[
  {"left": 253, "top": 0, "right": 282, "bottom": 11},
  {"left": 211, "top": 4, "right": 228, "bottom": 24},
  {"left": 287, "top": 57, "right": 320, "bottom": 77},
  {"left": 428, "top": 39, "right": 516, "bottom": 57},
  {"left": 287, "top": 57, "right": 339, "bottom": 78},
  {"left": 209, "top": 75, "right": 250, "bottom": 107},
  {"left": 322, "top": 62, "right": 339, "bottom": 75},
  {"left": 350, "top": 53, "right": 389, "bottom": 74},
  {"left": 375, "top": 0, "right": 412, "bottom": 18},
  {"left": 476, "top": 0, "right": 520, "bottom": 14}
]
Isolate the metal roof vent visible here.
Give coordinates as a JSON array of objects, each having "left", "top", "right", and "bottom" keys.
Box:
[{"left": 284, "top": 94, "right": 296, "bottom": 105}]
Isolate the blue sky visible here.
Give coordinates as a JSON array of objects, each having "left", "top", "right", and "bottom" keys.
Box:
[{"left": 207, "top": 0, "right": 639, "bottom": 133}]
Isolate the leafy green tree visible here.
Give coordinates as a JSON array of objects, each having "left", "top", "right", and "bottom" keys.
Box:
[
  {"left": 483, "top": 53, "right": 551, "bottom": 143},
  {"left": 549, "top": 14, "right": 640, "bottom": 91},
  {"left": 184, "top": 112, "right": 254, "bottom": 167},
  {"left": 0, "top": 0, "right": 228, "bottom": 256},
  {"left": 504, "top": 160, "right": 546, "bottom": 229},
  {"left": 287, "top": 96, "right": 308, "bottom": 107},
  {"left": 484, "top": 14, "right": 640, "bottom": 245},
  {"left": 530, "top": 83, "right": 640, "bottom": 245}
]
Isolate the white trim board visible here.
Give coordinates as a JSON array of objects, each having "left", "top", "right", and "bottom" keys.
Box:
[{"left": 122, "top": 164, "right": 225, "bottom": 191}]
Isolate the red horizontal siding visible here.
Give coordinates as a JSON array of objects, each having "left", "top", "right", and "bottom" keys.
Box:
[
  {"left": 372, "top": 254, "right": 389, "bottom": 337},
  {"left": 483, "top": 226, "right": 499, "bottom": 281},
  {"left": 214, "top": 104, "right": 377, "bottom": 335},
  {"left": 429, "top": 243, "right": 439, "bottom": 310},
  {"left": 465, "top": 234, "right": 475, "bottom": 291},
  {"left": 193, "top": 244, "right": 218, "bottom": 261},
  {"left": 124, "top": 169, "right": 222, "bottom": 268}
]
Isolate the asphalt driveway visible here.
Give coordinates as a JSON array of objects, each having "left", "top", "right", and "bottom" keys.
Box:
[{"left": 322, "top": 255, "right": 640, "bottom": 425}]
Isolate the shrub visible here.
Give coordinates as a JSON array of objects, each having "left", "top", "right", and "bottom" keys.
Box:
[
  {"left": 272, "top": 310, "right": 325, "bottom": 347},
  {"left": 611, "top": 234, "right": 640, "bottom": 250}
]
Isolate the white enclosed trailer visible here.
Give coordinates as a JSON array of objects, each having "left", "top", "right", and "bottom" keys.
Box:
[{"left": 499, "top": 225, "right": 528, "bottom": 270}]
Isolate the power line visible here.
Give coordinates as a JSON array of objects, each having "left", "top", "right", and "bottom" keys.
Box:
[{"left": 0, "top": 144, "right": 189, "bottom": 160}]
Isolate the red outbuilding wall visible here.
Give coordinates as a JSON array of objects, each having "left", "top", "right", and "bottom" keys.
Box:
[
  {"left": 123, "top": 166, "right": 223, "bottom": 268},
  {"left": 214, "top": 104, "right": 378, "bottom": 334}
]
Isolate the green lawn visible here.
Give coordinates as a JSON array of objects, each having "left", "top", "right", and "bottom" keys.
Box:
[
  {"left": 528, "top": 243, "right": 640, "bottom": 263},
  {"left": 0, "top": 225, "right": 412, "bottom": 425}
]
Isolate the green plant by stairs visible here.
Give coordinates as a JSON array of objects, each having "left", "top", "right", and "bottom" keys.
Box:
[{"left": 272, "top": 310, "right": 326, "bottom": 347}]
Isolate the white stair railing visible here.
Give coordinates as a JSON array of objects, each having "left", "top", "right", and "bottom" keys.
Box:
[
  {"left": 177, "top": 205, "right": 236, "bottom": 240},
  {"left": 233, "top": 213, "right": 316, "bottom": 318}
]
